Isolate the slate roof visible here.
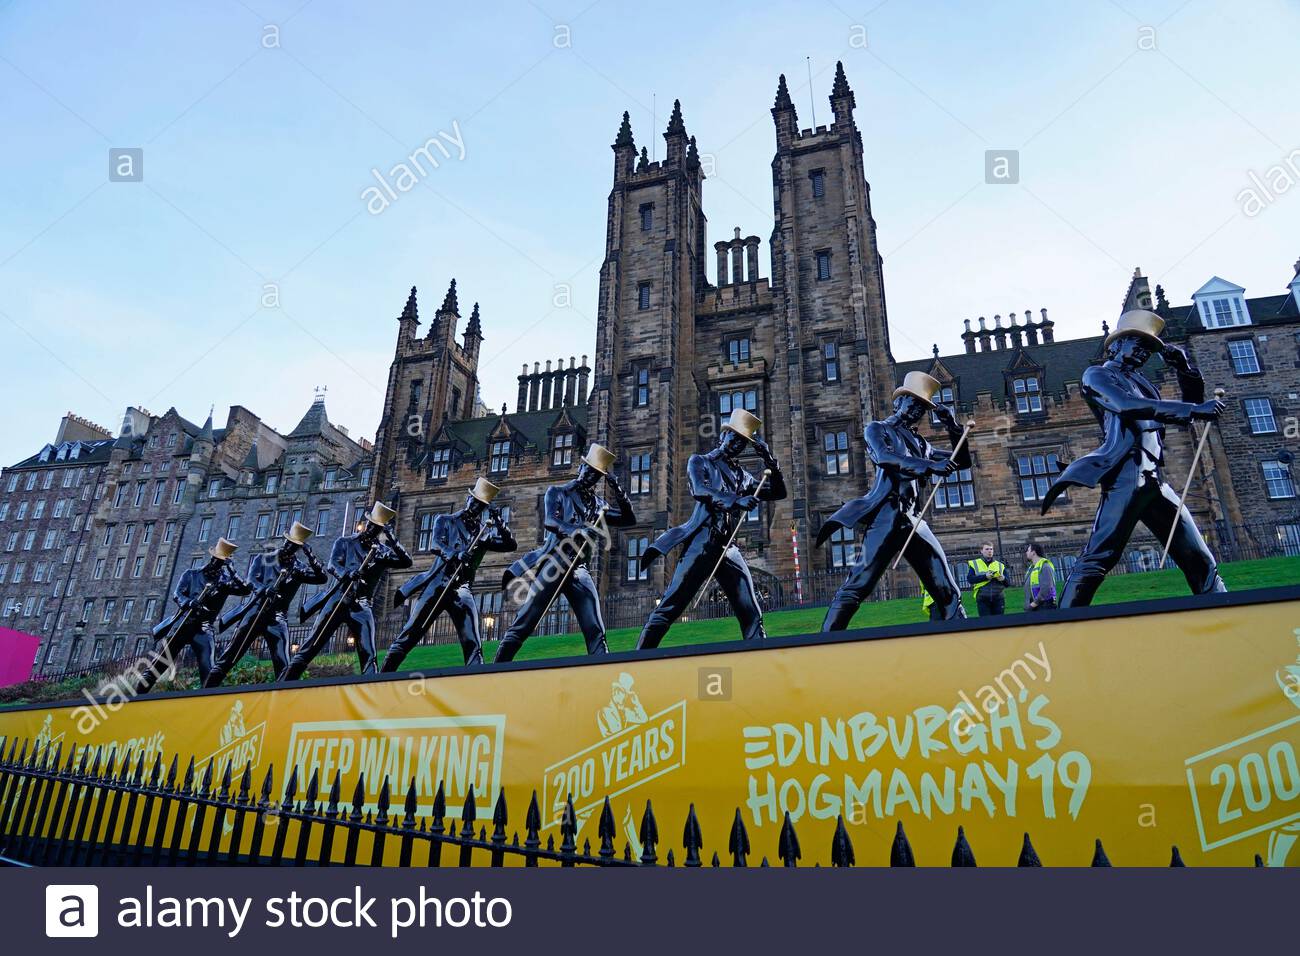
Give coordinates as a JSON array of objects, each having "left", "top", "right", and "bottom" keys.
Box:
[
  {"left": 899, "top": 289, "right": 1298, "bottom": 402},
  {"left": 439, "top": 405, "right": 588, "bottom": 457},
  {"left": 7, "top": 438, "right": 116, "bottom": 470}
]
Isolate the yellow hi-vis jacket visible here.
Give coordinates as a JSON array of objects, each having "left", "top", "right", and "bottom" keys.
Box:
[{"left": 966, "top": 558, "right": 1007, "bottom": 594}]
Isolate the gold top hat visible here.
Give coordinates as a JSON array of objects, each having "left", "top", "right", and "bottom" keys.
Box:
[
  {"left": 721, "top": 407, "right": 762, "bottom": 442},
  {"left": 1106, "top": 309, "right": 1165, "bottom": 349},
  {"left": 892, "top": 371, "right": 943, "bottom": 408},
  {"left": 284, "top": 520, "right": 314, "bottom": 546},
  {"left": 209, "top": 537, "right": 238, "bottom": 561},
  {"left": 582, "top": 443, "right": 616, "bottom": 475},
  {"left": 367, "top": 501, "right": 397, "bottom": 527},
  {"left": 470, "top": 476, "right": 501, "bottom": 504}
]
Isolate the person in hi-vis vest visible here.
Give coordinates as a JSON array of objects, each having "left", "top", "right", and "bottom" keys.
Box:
[
  {"left": 966, "top": 542, "right": 1007, "bottom": 616},
  {"left": 1024, "top": 541, "right": 1057, "bottom": 612}
]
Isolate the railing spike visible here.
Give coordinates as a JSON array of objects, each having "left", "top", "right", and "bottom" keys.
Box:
[
  {"left": 180, "top": 756, "right": 195, "bottom": 795},
  {"left": 546, "top": 834, "right": 555, "bottom": 853},
  {"left": 598, "top": 796, "right": 616, "bottom": 860},
  {"left": 304, "top": 768, "right": 320, "bottom": 809},
  {"left": 890, "top": 820, "right": 916, "bottom": 867},
  {"left": 349, "top": 773, "right": 366, "bottom": 822},
  {"left": 1017, "top": 832, "right": 1042, "bottom": 867},
  {"left": 491, "top": 789, "right": 508, "bottom": 844},
  {"left": 460, "top": 784, "right": 477, "bottom": 838},
  {"left": 951, "top": 825, "right": 977, "bottom": 867},
  {"left": 431, "top": 781, "right": 446, "bottom": 823},
  {"left": 132, "top": 751, "right": 146, "bottom": 785},
  {"left": 711, "top": 851, "right": 720, "bottom": 867},
  {"left": 199, "top": 758, "right": 214, "bottom": 797},
  {"left": 639, "top": 800, "right": 659, "bottom": 865},
  {"left": 218, "top": 759, "right": 232, "bottom": 798},
  {"left": 525, "top": 791, "right": 541, "bottom": 853},
  {"left": 729, "top": 807, "right": 750, "bottom": 867},
  {"left": 582, "top": 837, "right": 592, "bottom": 857},
  {"left": 682, "top": 803, "right": 703, "bottom": 867},
  {"left": 831, "top": 814, "right": 855, "bottom": 867},
  {"left": 624, "top": 843, "right": 633, "bottom": 862},
  {"left": 403, "top": 779, "right": 419, "bottom": 827},
  {"left": 559, "top": 795, "right": 577, "bottom": 861},
  {"left": 65, "top": 743, "right": 80, "bottom": 775},
  {"left": 666, "top": 849, "right": 676, "bottom": 867},
  {"left": 759, "top": 855, "right": 769, "bottom": 867},
  {"left": 778, "top": 810, "right": 801, "bottom": 867},
  {"left": 282, "top": 764, "right": 299, "bottom": 808},
  {"left": 1169, "top": 845, "right": 1186, "bottom": 867},
  {"left": 1090, "top": 838, "right": 1111, "bottom": 867},
  {"left": 165, "top": 754, "right": 178, "bottom": 791},
  {"left": 259, "top": 765, "right": 275, "bottom": 805},
  {"left": 375, "top": 776, "right": 390, "bottom": 826},
  {"left": 1254, "top": 853, "right": 1264, "bottom": 867},
  {"left": 327, "top": 770, "right": 342, "bottom": 815}
]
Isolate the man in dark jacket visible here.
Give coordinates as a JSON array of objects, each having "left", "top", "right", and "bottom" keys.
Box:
[
  {"left": 203, "top": 520, "right": 326, "bottom": 687},
  {"left": 494, "top": 445, "right": 634, "bottom": 662},
  {"left": 635, "top": 408, "right": 787, "bottom": 650},
  {"left": 817, "top": 371, "right": 971, "bottom": 629},
  {"left": 137, "top": 537, "right": 252, "bottom": 692},
  {"left": 382, "top": 478, "right": 516, "bottom": 669},
  {"left": 1043, "top": 309, "right": 1226, "bottom": 607},
  {"left": 279, "top": 501, "right": 412, "bottom": 680},
  {"left": 966, "top": 542, "right": 1008, "bottom": 617}
]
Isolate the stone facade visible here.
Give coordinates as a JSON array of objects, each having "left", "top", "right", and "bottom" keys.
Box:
[
  {"left": 1, "top": 399, "right": 373, "bottom": 674},
  {"left": 0, "top": 414, "right": 114, "bottom": 668}
]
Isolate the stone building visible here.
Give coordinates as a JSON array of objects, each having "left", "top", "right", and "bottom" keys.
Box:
[
  {"left": 0, "top": 414, "right": 114, "bottom": 669},
  {"left": 1, "top": 397, "right": 373, "bottom": 674},
  {"left": 365, "top": 63, "right": 1300, "bottom": 637},
  {"left": 899, "top": 260, "right": 1300, "bottom": 575},
  {"left": 370, "top": 64, "right": 903, "bottom": 627}
]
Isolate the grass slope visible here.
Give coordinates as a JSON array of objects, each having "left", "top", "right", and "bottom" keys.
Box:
[{"left": 394, "top": 555, "right": 1300, "bottom": 670}]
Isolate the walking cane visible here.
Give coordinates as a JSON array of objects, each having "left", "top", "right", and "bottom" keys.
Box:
[
  {"left": 690, "top": 470, "right": 771, "bottom": 611},
  {"left": 891, "top": 420, "right": 976, "bottom": 571},
  {"left": 536, "top": 507, "right": 608, "bottom": 630},
  {"left": 1160, "top": 387, "right": 1225, "bottom": 568}
]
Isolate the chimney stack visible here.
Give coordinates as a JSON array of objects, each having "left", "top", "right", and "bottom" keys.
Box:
[
  {"left": 744, "top": 235, "right": 761, "bottom": 282},
  {"left": 730, "top": 227, "right": 744, "bottom": 284},
  {"left": 1040, "top": 307, "right": 1055, "bottom": 344},
  {"left": 517, "top": 363, "right": 530, "bottom": 413},
  {"left": 715, "top": 240, "right": 730, "bottom": 286},
  {"left": 577, "top": 355, "right": 590, "bottom": 405},
  {"left": 962, "top": 319, "right": 976, "bottom": 355}
]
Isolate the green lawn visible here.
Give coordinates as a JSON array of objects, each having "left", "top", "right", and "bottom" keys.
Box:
[{"left": 392, "top": 555, "right": 1300, "bottom": 671}]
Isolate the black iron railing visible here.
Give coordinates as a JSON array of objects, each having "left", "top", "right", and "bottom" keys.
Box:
[{"left": 0, "top": 737, "right": 1262, "bottom": 867}]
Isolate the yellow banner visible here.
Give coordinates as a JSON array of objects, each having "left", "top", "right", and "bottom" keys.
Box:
[{"left": 3, "top": 593, "right": 1299, "bottom": 866}]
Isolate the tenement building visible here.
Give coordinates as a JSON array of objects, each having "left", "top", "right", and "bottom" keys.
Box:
[
  {"left": 2, "top": 399, "right": 373, "bottom": 674},
  {"left": 3, "top": 63, "right": 1298, "bottom": 674}
]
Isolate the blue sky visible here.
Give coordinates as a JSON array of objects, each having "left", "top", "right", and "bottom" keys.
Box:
[{"left": 2, "top": 0, "right": 1297, "bottom": 464}]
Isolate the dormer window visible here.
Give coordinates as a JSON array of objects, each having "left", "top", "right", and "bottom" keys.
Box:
[
  {"left": 930, "top": 385, "right": 955, "bottom": 425},
  {"left": 489, "top": 439, "right": 511, "bottom": 475},
  {"left": 429, "top": 446, "right": 451, "bottom": 480},
  {"left": 1013, "top": 376, "right": 1043, "bottom": 414},
  {"left": 1192, "top": 277, "right": 1251, "bottom": 329},
  {"left": 265, "top": 474, "right": 279, "bottom": 494},
  {"left": 551, "top": 432, "right": 575, "bottom": 467}
]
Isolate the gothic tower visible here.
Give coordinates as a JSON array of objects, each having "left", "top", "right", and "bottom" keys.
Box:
[
  {"left": 592, "top": 104, "right": 707, "bottom": 560},
  {"left": 371, "top": 281, "right": 483, "bottom": 503},
  {"left": 769, "top": 62, "right": 896, "bottom": 558}
]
